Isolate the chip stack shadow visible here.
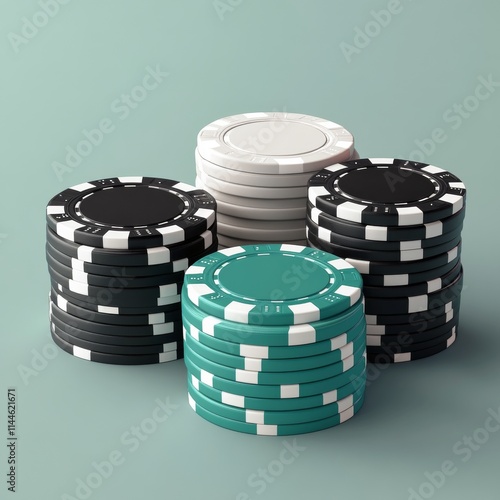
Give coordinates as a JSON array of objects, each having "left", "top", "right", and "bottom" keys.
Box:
[
  {"left": 45, "top": 176, "right": 217, "bottom": 365},
  {"left": 182, "top": 244, "right": 367, "bottom": 435},
  {"left": 306, "top": 158, "right": 466, "bottom": 363},
  {"left": 195, "top": 112, "right": 359, "bottom": 247}
]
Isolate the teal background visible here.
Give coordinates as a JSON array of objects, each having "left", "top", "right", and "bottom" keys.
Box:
[{"left": 1, "top": 1, "right": 499, "bottom": 499}]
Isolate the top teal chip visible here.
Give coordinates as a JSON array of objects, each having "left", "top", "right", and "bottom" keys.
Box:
[{"left": 183, "top": 244, "right": 363, "bottom": 326}]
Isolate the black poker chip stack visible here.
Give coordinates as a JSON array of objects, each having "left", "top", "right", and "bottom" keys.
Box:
[
  {"left": 45, "top": 176, "right": 218, "bottom": 365},
  {"left": 306, "top": 158, "right": 466, "bottom": 363}
]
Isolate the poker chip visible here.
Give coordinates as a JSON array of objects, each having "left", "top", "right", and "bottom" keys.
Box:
[
  {"left": 307, "top": 158, "right": 466, "bottom": 363},
  {"left": 46, "top": 178, "right": 218, "bottom": 365},
  {"left": 308, "top": 158, "right": 466, "bottom": 226},
  {"left": 195, "top": 112, "right": 357, "bottom": 245},
  {"left": 182, "top": 243, "right": 367, "bottom": 435}
]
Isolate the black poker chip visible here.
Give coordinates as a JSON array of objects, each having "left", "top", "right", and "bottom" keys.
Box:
[
  {"left": 46, "top": 226, "right": 217, "bottom": 267},
  {"left": 49, "top": 288, "right": 182, "bottom": 326},
  {"left": 51, "top": 320, "right": 182, "bottom": 355},
  {"left": 367, "top": 315, "right": 459, "bottom": 346},
  {"left": 362, "top": 261, "right": 462, "bottom": 298},
  {"left": 306, "top": 227, "right": 461, "bottom": 263},
  {"left": 46, "top": 177, "right": 217, "bottom": 249},
  {"left": 50, "top": 324, "right": 183, "bottom": 365},
  {"left": 47, "top": 251, "right": 187, "bottom": 289},
  {"left": 308, "top": 158, "right": 466, "bottom": 227},
  {"left": 307, "top": 230, "right": 462, "bottom": 275},
  {"left": 46, "top": 240, "right": 208, "bottom": 277},
  {"left": 49, "top": 300, "right": 182, "bottom": 337},
  {"left": 51, "top": 283, "right": 181, "bottom": 315},
  {"left": 307, "top": 202, "right": 466, "bottom": 242},
  {"left": 367, "top": 327, "right": 457, "bottom": 364},
  {"left": 306, "top": 215, "right": 463, "bottom": 252},
  {"left": 363, "top": 270, "right": 463, "bottom": 315}
]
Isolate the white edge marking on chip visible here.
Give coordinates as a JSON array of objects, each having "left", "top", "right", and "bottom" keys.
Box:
[
  {"left": 346, "top": 258, "right": 370, "bottom": 274},
  {"left": 102, "top": 231, "right": 130, "bottom": 249},
  {"left": 309, "top": 206, "right": 321, "bottom": 223},
  {"left": 400, "top": 248, "right": 424, "bottom": 262},
  {"left": 221, "top": 392, "right": 245, "bottom": 408},
  {"left": 46, "top": 206, "right": 65, "bottom": 215},
  {"left": 366, "top": 325, "right": 385, "bottom": 335},
  {"left": 185, "top": 265, "right": 205, "bottom": 276},
  {"left": 280, "top": 244, "right": 301, "bottom": 253},
  {"left": 425, "top": 221, "right": 443, "bottom": 238},
  {"left": 68, "top": 280, "right": 88, "bottom": 295},
  {"left": 200, "top": 229, "right": 214, "bottom": 246},
  {"left": 246, "top": 409, "right": 265, "bottom": 424},
  {"left": 173, "top": 181, "right": 197, "bottom": 192},
  {"left": 440, "top": 193, "right": 464, "bottom": 213},
  {"left": 153, "top": 323, "right": 174, "bottom": 335},
  {"left": 76, "top": 246, "right": 94, "bottom": 262},
  {"left": 365, "top": 225, "right": 388, "bottom": 241},
  {"left": 244, "top": 358, "right": 262, "bottom": 371},
  {"left": 281, "top": 385, "right": 300, "bottom": 398},
  {"left": 331, "top": 333, "right": 347, "bottom": 350},
  {"left": 159, "top": 351, "right": 178, "bottom": 362},
  {"left": 337, "top": 202, "right": 365, "bottom": 223},
  {"left": 449, "top": 182, "right": 466, "bottom": 190},
  {"left": 394, "top": 352, "right": 412, "bottom": 362},
  {"left": 329, "top": 258, "right": 354, "bottom": 270},
  {"left": 158, "top": 225, "right": 184, "bottom": 244},
  {"left": 189, "top": 324, "right": 200, "bottom": 341},
  {"left": 288, "top": 323, "right": 316, "bottom": 346},
  {"left": 118, "top": 176, "right": 143, "bottom": 183},
  {"left": 56, "top": 294, "right": 68, "bottom": 310},
  {"left": 235, "top": 369, "right": 259, "bottom": 384},
  {"left": 336, "top": 285, "right": 361, "bottom": 306},
  {"left": 225, "top": 302, "right": 255, "bottom": 323},
  {"left": 308, "top": 186, "right": 329, "bottom": 204},
  {"left": 194, "top": 208, "right": 216, "bottom": 223},
  {"left": 427, "top": 278, "right": 442, "bottom": 293},
  {"left": 339, "top": 394, "right": 355, "bottom": 413},
  {"left": 384, "top": 274, "right": 408, "bottom": 286},
  {"left": 340, "top": 405, "right": 355, "bottom": 423},
  {"left": 324, "top": 164, "right": 347, "bottom": 173},
  {"left": 396, "top": 206, "right": 424, "bottom": 225},
  {"left": 288, "top": 303, "right": 320, "bottom": 325},
  {"left": 257, "top": 424, "right": 278, "bottom": 436},
  {"left": 70, "top": 182, "right": 96, "bottom": 192},
  {"left": 448, "top": 246, "right": 459, "bottom": 261},
  {"left": 97, "top": 305, "right": 119, "bottom": 314},
  {"left": 366, "top": 336, "right": 381, "bottom": 346},
  {"left": 72, "top": 270, "right": 88, "bottom": 284},
  {"left": 187, "top": 283, "right": 214, "bottom": 306},
  {"left": 369, "top": 158, "right": 395, "bottom": 164},
  {"left": 73, "top": 345, "right": 91, "bottom": 360},
  {"left": 201, "top": 315, "right": 222, "bottom": 336},
  {"left": 200, "top": 369, "right": 214, "bottom": 386},
  {"left": 218, "top": 247, "right": 245, "bottom": 256},
  {"left": 188, "top": 394, "right": 196, "bottom": 410},
  {"left": 239, "top": 344, "right": 269, "bottom": 358},
  {"left": 422, "top": 165, "right": 445, "bottom": 174},
  {"left": 57, "top": 220, "right": 85, "bottom": 242},
  {"left": 323, "top": 389, "right": 338, "bottom": 405},
  {"left": 408, "top": 295, "right": 428, "bottom": 313},
  {"left": 71, "top": 258, "right": 84, "bottom": 271},
  {"left": 191, "top": 375, "right": 200, "bottom": 390}
]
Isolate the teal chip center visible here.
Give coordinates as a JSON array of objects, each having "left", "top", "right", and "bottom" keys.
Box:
[{"left": 217, "top": 254, "right": 330, "bottom": 301}]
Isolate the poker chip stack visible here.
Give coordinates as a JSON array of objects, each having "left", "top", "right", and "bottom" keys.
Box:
[
  {"left": 181, "top": 244, "right": 367, "bottom": 436},
  {"left": 45, "top": 176, "right": 218, "bottom": 365},
  {"left": 194, "top": 112, "right": 358, "bottom": 248},
  {"left": 306, "top": 158, "right": 467, "bottom": 363}
]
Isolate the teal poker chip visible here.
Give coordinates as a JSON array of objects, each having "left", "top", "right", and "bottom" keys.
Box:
[
  {"left": 188, "top": 390, "right": 365, "bottom": 436},
  {"left": 183, "top": 325, "right": 366, "bottom": 372},
  {"left": 181, "top": 288, "right": 365, "bottom": 347},
  {"left": 182, "top": 314, "right": 365, "bottom": 359},
  {"left": 184, "top": 351, "right": 366, "bottom": 398},
  {"left": 189, "top": 371, "right": 366, "bottom": 411},
  {"left": 188, "top": 377, "right": 364, "bottom": 425},
  {"left": 183, "top": 244, "right": 363, "bottom": 326},
  {"left": 184, "top": 341, "right": 366, "bottom": 385}
]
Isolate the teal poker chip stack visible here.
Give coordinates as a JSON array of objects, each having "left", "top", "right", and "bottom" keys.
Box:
[
  {"left": 182, "top": 244, "right": 367, "bottom": 436},
  {"left": 195, "top": 112, "right": 359, "bottom": 247},
  {"left": 307, "top": 158, "right": 467, "bottom": 363}
]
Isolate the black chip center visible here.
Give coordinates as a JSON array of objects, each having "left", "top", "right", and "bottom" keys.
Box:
[
  {"left": 79, "top": 186, "right": 185, "bottom": 227},
  {"left": 337, "top": 167, "right": 436, "bottom": 203}
]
